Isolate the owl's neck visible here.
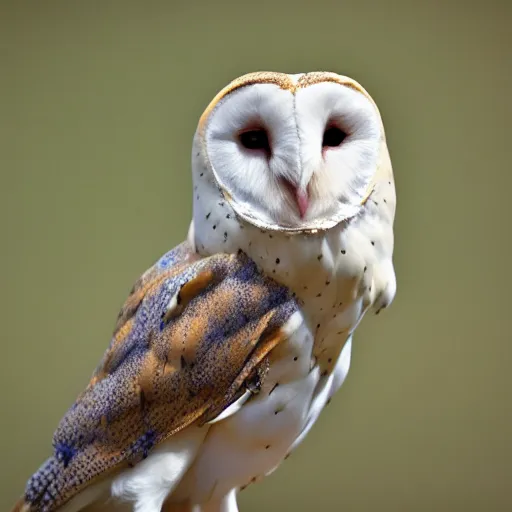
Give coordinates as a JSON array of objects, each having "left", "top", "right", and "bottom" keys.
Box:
[{"left": 189, "top": 197, "right": 348, "bottom": 329}]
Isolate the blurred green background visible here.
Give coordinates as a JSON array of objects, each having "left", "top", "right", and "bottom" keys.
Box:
[{"left": 1, "top": 1, "right": 511, "bottom": 510}]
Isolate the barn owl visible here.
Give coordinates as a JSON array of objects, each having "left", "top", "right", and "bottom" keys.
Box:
[{"left": 12, "top": 71, "right": 397, "bottom": 512}]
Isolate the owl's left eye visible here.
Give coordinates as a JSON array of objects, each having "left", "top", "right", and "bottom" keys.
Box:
[
  {"left": 323, "top": 126, "right": 347, "bottom": 148},
  {"left": 239, "top": 129, "right": 270, "bottom": 152}
]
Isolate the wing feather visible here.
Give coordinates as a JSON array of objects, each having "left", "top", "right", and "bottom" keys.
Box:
[{"left": 15, "top": 243, "right": 298, "bottom": 512}]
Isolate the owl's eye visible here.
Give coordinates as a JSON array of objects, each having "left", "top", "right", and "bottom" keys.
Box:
[
  {"left": 322, "top": 126, "right": 347, "bottom": 148},
  {"left": 239, "top": 129, "right": 270, "bottom": 152}
]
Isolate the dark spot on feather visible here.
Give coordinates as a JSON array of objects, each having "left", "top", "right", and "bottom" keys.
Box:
[
  {"left": 317, "top": 254, "right": 323, "bottom": 261},
  {"left": 212, "top": 225, "right": 216, "bottom": 230},
  {"left": 132, "top": 430, "right": 156, "bottom": 460},
  {"left": 139, "top": 388, "right": 147, "bottom": 411},
  {"left": 341, "top": 249, "right": 346, "bottom": 254},
  {"left": 275, "top": 258, "right": 280, "bottom": 264},
  {"left": 54, "top": 442, "right": 77, "bottom": 468},
  {"left": 206, "top": 212, "right": 211, "bottom": 219},
  {"left": 269, "top": 383, "right": 279, "bottom": 395}
]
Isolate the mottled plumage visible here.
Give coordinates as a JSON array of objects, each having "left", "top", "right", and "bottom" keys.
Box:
[
  {"left": 12, "top": 71, "right": 397, "bottom": 512},
  {"left": 15, "top": 244, "right": 300, "bottom": 512}
]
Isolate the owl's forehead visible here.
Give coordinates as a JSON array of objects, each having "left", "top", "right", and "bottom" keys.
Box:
[{"left": 198, "top": 71, "right": 375, "bottom": 131}]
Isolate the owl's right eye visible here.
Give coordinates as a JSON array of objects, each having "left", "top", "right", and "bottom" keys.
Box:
[{"left": 239, "top": 129, "right": 270, "bottom": 152}]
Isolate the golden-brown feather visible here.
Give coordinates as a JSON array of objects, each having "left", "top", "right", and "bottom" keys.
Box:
[{"left": 12, "top": 243, "right": 299, "bottom": 512}]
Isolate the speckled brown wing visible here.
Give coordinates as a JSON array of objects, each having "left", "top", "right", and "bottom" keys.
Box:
[{"left": 14, "top": 243, "right": 298, "bottom": 512}]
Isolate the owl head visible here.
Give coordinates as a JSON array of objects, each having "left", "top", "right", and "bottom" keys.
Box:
[{"left": 191, "top": 71, "right": 392, "bottom": 234}]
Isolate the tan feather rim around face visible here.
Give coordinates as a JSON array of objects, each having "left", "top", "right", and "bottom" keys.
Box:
[
  {"left": 197, "top": 71, "right": 382, "bottom": 234},
  {"left": 198, "top": 71, "right": 381, "bottom": 133}
]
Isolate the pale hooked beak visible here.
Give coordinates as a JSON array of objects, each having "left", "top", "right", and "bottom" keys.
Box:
[
  {"left": 282, "top": 179, "right": 310, "bottom": 219},
  {"left": 294, "top": 188, "right": 310, "bottom": 219}
]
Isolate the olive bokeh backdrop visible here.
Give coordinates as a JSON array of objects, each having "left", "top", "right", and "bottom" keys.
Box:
[{"left": 2, "top": 1, "right": 511, "bottom": 510}]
